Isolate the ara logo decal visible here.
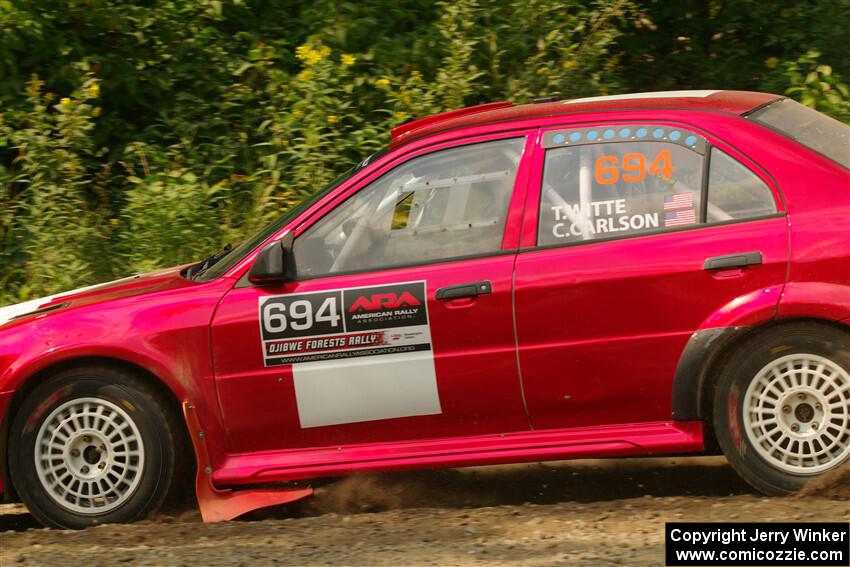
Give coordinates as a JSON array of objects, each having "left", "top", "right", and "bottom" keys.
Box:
[
  {"left": 343, "top": 282, "right": 428, "bottom": 332},
  {"left": 347, "top": 292, "right": 422, "bottom": 313}
]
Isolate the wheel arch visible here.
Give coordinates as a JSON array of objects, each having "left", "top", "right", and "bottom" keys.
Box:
[
  {"left": 2, "top": 355, "right": 192, "bottom": 503},
  {"left": 672, "top": 317, "right": 850, "bottom": 448}
]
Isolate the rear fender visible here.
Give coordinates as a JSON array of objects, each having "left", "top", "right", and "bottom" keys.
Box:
[
  {"left": 696, "top": 285, "right": 783, "bottom": 330},
  {"left": 671, "top": 285, "right": 783, "bottom": 421},
  {"left": 777, "top": 282, "right": 850, "bottom": 321},
  {"left": 671, "top": 282, "right": 850, "bottom": 421}
]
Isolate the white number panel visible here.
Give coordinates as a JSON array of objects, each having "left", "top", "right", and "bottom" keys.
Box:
[{"left": 257, "top": 281, "right": 441, "bottom": 428}]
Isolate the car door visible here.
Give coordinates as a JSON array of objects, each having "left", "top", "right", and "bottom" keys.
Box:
[
  {"left": 212, "top": 134, "right": 535, "bottom": 453},
  {"left": 514, "top": 122, "right": 789, "bottom": 430}
]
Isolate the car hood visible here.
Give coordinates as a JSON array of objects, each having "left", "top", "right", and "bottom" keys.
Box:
[{"left": 0, "top": 265, "right": 195, "bottom": 328}]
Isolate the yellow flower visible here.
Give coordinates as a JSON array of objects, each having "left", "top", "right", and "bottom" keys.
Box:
[
  {"left": 295, "top": 45, "right": 311, "bottom": 61},
  {"left": 327, "top": 115, "right": 338, "bottom": 124},
  {"left": 536, "top": 66, "right": 548, "bottom": 75},
  {"left": 295, "top": 44, "right": 327, "bottom": 66},
  {"left": 394, "top": 111, "right": 408, "bottom": 122},
  {"left": 297, "top": 68, "right": 313, "bottom": 82},
  {"left": 375, "top": 78, "right": 390, "bottom": 87},
  {"left": 88, "top": 83, "right": 100, "bottom": 97},
  {"left": 561, "top": 60, "right": 578, "bottom": 70},
  {"left": 292, "top": 108, "right": 303, "bottom": 118},
  {"left": 341, "top": 53, "right": 356, "bottom": 66},
  {"left": 92, "top": 106, "right": 101, "bottom": 117},
  {"left": 60, "top": 97, "right": 71, "bottom": 105},
  {"left": 765, "top": 57, "right": 780, "bottom": 69}
]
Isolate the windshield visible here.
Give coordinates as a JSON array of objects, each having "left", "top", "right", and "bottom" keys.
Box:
[
  {"left": 194, "top": 152, "right": 385, "bottom": 282},
  {"left": 748, "top": 98, "right": 850, "bottom": 169}
]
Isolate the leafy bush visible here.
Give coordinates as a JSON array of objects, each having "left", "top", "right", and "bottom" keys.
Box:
[
  {"left": 0, "top": 74, "right": 102, "bottom": 299},
  {"left": 783, "top": 50, "right": 850, "bottom": 122}
]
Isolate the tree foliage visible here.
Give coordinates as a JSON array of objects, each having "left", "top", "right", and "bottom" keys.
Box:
[{"left": 0, "top": 0, "right": 848, "bottom": 305}]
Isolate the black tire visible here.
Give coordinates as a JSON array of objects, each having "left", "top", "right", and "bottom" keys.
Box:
[
  {"left": 713, "top": 323, "right": 850, "bottom": 495},
  {"left": 8, "top": 366, "right": 179, "bottom": 528}
]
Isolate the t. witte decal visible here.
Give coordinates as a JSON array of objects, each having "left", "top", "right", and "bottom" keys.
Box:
[
  {"left": 549, "top": 198, "right": 661, "bottom": 239},
  {"left": 259, "top": 281, "right": 441, "bottom": 428}
]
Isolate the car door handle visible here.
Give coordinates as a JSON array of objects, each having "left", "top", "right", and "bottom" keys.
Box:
[
  {"left": 435, "top": 281, "right": 492, "bottom": 300},
  {"left": 703, "top": 251, "right": 763, "bottom": 270}
]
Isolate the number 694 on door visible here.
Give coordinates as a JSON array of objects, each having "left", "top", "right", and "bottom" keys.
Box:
[{"left": 260, "top": 291, "right": 343, "bottom": 339}]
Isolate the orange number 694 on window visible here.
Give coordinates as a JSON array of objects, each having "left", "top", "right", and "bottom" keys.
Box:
[{"left": 594, "top": 150, "right": 673, "bottom": 185}]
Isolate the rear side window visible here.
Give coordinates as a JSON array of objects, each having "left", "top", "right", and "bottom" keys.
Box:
[
  {"left": 537, "top": 125, "right": 780, "bottom": 247},
  {"left": 749, "top": 98, "right": 850, "bottom": 169},
  {"left": 707, "top": 148, "right": 777, "bottom": 222},
  {"left": 539, "top": 127, "right": 705, "bottom": 245},
  {"left": 294, "top": 137, "right": 525, "bottom": 277}
]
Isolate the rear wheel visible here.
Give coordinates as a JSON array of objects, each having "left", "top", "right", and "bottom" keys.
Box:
[
  {"left": 9, "top": 366, "right": 178, "bottom": 528},
  {"left": 713, "top": 324, "right": 850, "bottom": 494}
]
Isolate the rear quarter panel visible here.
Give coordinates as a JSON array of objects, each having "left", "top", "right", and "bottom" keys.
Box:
[
  {"left": 647, "top": 110, "right": 849, "bottom": 326},
  {"left": 741, "top": 122, "right": 850, "bottom": 320}
]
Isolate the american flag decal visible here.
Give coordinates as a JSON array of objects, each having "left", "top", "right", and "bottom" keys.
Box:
[
  {"left": 664, "top": 209, "right": 697, "bottom": 227},
  {"left": 664, "top": 192, "right": 693, "bottom": 210}
]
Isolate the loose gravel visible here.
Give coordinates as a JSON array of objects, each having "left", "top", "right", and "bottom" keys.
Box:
[{"left": 1, "top": 457, "right": 847, "bottom": 566}]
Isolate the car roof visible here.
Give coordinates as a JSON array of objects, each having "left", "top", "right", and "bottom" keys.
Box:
[{"left": 389, "top": 90, "right": 782, "bottom": 148}]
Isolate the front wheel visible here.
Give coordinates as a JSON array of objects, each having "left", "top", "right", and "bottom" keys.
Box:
[
  {"left": 9, "top": 366, "right": 178, "bottom": 528},
  {"left": 714, "top": 324, "right": 850, "bottom": 495}
]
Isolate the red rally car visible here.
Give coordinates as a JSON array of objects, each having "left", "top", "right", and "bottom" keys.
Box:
[{"left": 0, "top": 90, "right": 848, "bottom": 529}]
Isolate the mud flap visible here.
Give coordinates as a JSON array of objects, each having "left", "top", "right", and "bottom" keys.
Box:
[{"left": 182, "top": 402, "right": 313, "bottom": 522}]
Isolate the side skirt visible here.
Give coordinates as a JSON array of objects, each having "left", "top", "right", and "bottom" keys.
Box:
[{"left": 213, "top": 420, "right": 704, "bottom": 488}]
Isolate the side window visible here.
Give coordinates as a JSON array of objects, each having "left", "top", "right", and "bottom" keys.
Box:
[
  {"left": 706, "top": 148, "right": 777, "bottom": 222},
  {"left": 538, "top": 126, "right": 705, "bottom": 246},
  {"left": 293, "top": 138, "right": 526, "bottom": 277}
]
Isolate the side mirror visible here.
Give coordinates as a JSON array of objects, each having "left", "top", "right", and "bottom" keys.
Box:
[{"left": 248, "top": 232, "right": 294, "bottom": 285}]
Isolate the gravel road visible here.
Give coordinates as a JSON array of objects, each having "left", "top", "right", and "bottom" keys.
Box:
[{"left": 1, "top": 456, "right": 847, "bottom": 566}]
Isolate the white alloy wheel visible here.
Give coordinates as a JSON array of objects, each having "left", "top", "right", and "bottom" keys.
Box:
[
  {"left": 34, "top": 397, "right": 145, "bottom": 514},
  {"left": 743, "top": 353, "right": 850, "bottom": 475}
]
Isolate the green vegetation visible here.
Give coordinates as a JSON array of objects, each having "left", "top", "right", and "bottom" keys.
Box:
[{"left": 1, "top": 0, "right": 848, "bottom": 305}]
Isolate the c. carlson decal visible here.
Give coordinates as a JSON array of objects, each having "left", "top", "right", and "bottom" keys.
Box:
[{"left": 259, "top": 281, "right": 431, "bottom": 367}]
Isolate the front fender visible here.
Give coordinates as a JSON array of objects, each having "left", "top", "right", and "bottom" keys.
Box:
[
  {"left": 0, "top": 282, "right": 230, "bottom": 471},
  {"left": 4, "top": 344, "right": 193, "bottom": 402},
  {"left": 0, "top": 389, "right": 12, "bottom": 500}
]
